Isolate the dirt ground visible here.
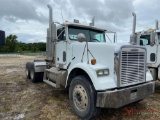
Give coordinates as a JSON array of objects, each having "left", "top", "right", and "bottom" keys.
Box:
[{"left": 0, "top": 55, "right": 160, "bottom": 120}]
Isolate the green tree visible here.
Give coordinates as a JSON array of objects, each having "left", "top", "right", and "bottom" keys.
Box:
[
  {"left": 0, "top": 34, "right": 46, "bottom": 53},
  {"left": 6, "top": 34, "right": 18, "bottom": 52}
]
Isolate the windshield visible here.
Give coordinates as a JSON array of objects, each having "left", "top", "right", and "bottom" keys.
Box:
[
  {"left": 68, "top": 26, "right": 106, "bottom": 42},
  {"left": 140, "top": 35, "right": 150, "bottom": 45}
]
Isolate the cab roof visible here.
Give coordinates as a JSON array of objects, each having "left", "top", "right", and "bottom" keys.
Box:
[{"left": 56, "top": 22, "right": 107, "bottom": 32}]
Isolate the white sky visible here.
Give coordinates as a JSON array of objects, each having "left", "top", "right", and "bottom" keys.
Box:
[{"left": 0, "top": 0, "right": 160, "bottom": 43}]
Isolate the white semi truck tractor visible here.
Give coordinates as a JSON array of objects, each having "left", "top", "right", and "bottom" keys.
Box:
[
  {"left": 0, "top": 30, "right": 5, "bottom": 46},
  {"left": 130, "top": 12, "right": 160, "bottom": 81},
  {"left": 26, "top": 5, "right": 155, "bottom": 119}
]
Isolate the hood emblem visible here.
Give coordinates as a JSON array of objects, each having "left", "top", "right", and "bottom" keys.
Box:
[{"left": 130, "top": 49, "right": 139, "bottom": 52}]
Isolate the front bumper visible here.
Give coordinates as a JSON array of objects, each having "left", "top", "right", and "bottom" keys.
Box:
[{"left": 96, "top": 81, "right": 155, "bottom": 108}]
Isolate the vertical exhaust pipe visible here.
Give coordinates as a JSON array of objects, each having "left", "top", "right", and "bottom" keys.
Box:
[
  {"left": 47, "top": 4, "right": 52, "bottom": 40},
  {"left": 47, "top": 5, "right": 52, "bottom": 37},
  {"left": 132, "top": 12, "right": 136, "bottom": 35},
  {"left": 155, "top": 20, "right": 159, "bottom": 30},
  {"left": 47, "top": 4, "right": 53, "bottom": 61},
  {"left": 130, "top": 12, "right": 137, "bottom": 45}
]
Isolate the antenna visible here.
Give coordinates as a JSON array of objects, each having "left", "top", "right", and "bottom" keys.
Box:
[{"left": 61, "top": 9, "right": 64, "bottom": 23}]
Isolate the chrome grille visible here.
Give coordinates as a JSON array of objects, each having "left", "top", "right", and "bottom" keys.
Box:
[{"left": 120, "top": 47, "right": 146, "bottom": 87}]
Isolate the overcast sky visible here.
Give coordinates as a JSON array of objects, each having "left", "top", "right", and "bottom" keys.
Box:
[{"left": 0, "top": 0, "right": 160, "bottom": 43}]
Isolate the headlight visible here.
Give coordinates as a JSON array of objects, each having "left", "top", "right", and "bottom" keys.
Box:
[{"left": 96, "top": 69, "right": 109, "bottom": 76}]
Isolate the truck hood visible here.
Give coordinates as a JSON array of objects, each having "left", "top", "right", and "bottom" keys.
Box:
[
  {"left": 71, "top": 42, "right": 130, "bottom": 61},
  {"left": 71, "top": 42, "right": 116, "bottom": 85},
  {"left": 72, "top": 41, "right": 131, "bottom": 52},
  {"left": 71, "top": 42, "right": 115, "bottom": 70}
]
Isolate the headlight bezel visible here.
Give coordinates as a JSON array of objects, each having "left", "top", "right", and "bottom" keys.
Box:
[{"left": 96, "top": 69, "right": 109, "bottom": 76}]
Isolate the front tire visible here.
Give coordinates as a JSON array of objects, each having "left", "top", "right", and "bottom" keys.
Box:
[{"left": 69, "top": 76, "right": 100, "bottom": 119}]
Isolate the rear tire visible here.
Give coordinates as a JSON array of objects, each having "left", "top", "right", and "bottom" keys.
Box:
[
  {"left": 30, "top": 63, "right": 44, "bottom": 83},
  {"left": 69, "top": 75, "right": 101, "bottom": 119},
  {"left": 26, "top": 62, "right": 32, "bottom": 79}
]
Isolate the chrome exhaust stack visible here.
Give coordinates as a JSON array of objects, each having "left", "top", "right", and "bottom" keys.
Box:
[
  {"left": 132, "top": 12, "right": 136, "bottom": 35},
  {"left": 155, "top": 20, "right": 159, "bottom": 30},
  {"left": 130, "top": 12, "right": 137, "bottom": 45},
  {"left": 46, "top": 4, "right": 54, "bottom": 61}
]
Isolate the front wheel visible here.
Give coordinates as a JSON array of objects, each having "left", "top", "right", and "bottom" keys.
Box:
[{"left": 69, "top": 76, "right": 101, "bottom": 119}]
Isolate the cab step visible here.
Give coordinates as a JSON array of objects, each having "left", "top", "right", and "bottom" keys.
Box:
[{"left": 43, "top": 79, "right": 57, "bottom": 88}]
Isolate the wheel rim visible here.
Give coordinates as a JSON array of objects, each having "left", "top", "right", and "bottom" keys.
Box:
[{"left": 73, "top": 84, "right": 88, "bottom": 112}]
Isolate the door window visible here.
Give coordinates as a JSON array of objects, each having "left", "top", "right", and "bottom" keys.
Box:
[{"left": 57, "top": 27, "right": 66, "bottom": 40}]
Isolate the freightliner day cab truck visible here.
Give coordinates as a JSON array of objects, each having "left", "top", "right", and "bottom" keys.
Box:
[
  {"left": 25, "top": 5, "right": 155, "bottom": 119},
  {"left": 130, "top": 13, "right": 160, "bottom": 81},
  {"left": 0, "top": 30, "right": 5, "bottom": 46}
]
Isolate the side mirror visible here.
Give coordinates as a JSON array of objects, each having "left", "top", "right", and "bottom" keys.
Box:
[
  {"left": 77, "top": 33, "right": 86, "bottom": 42},
  {"left": 150, "top": 32, "right": 156, "bottom": 46},
  {"left": 0, "top": 30, "right": 5, "bottom": 45},
  {"left": 52, "top": 23, "right": 57, "bottom": 41}
]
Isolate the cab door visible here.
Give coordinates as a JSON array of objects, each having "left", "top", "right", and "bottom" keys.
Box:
[
  {"left": 55, "top": 27, "right": 67, "bottom": 68},
  {"left": 139, "top": 34, "right": 157, "bottom": 64}
]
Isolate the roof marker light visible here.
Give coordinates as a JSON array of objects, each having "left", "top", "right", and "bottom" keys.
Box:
[{"left": 74, "top": 19, "right": 79, "bottom": 23}]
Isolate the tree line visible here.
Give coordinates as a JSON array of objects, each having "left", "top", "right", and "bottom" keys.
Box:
[{"left": 0, "top": 34, "right": 46, "bottom": 53}]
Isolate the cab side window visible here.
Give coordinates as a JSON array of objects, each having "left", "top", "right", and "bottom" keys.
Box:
[
  {"left": 57, "top": 27, "right": 66, "bottom": 40},
  {"left": 158, "top": 33, "right": 160, "bottom": 44},
  {"left": 140, "top": 35, "right": 150, "bottom": 46}
]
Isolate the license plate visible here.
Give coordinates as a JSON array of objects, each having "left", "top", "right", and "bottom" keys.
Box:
[{"left": 130, "top": 92, "right": 137, "bottom": 100}]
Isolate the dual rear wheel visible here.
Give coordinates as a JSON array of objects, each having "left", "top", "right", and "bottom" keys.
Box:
[{"left": 25, "top": 62, "right": 43, "bottom": 83}]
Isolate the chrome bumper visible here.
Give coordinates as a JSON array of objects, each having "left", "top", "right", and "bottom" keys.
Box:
[{"left": 96, "top": 81, "right": 155, "bottom": 108}]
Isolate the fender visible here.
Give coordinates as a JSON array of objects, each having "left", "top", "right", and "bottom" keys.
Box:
[
  {"left": 34, "top": 61, "right": 47, "bottom": 72},
  {"left": 66, "top": 62, "right": 117, "bottom": 91}
]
